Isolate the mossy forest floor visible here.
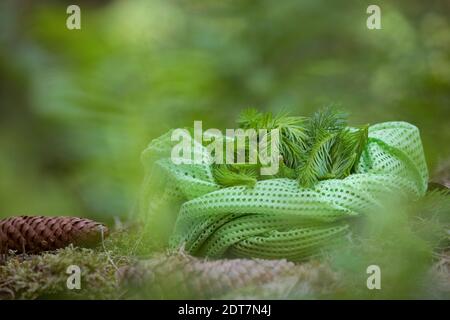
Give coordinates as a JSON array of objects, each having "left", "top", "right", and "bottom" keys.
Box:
[
  {"left": 0, "top": 231, "right": 134, "bottom": 299},
  {"left": 0, "top": 231, "right": 448, "bottom": 300}
]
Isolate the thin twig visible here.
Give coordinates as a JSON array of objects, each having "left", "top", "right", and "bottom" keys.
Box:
[{"left": 100, "top": 226, "right": 119, "bottom": 272}]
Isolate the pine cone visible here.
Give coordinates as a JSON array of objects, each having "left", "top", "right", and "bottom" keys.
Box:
[
  {"left": 0, "top": 216, "right": 108, "bottom": 254},
  {"left": 118, "top": 253, "right": 337, "bottom": 299}
]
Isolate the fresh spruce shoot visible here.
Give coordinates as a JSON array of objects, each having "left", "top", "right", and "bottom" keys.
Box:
[{"left": 212, "top": 108, "right": 369, "bottom": 188}]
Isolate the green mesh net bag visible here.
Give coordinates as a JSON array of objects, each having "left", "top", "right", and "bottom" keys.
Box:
[{"left": 138, "top": 119, "right": 428, "bottom": 261}]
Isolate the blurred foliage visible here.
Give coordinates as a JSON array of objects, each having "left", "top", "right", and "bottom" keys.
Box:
[
  {"left": 0, "top": 0, "right": 449, "bottom": 223},
  {"left": 327, "top": 190, "right": 450, "bottom": 299}
]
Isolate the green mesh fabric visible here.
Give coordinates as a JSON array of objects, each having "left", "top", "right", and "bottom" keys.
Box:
[{"left": 138, "top": 122, "right": 428, "bottom": 261}]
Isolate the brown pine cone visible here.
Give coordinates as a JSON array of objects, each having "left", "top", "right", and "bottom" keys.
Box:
[
  {"left": 0, "top": 216, "right": 108, "bottom": 254},
  {"left": 118, "top": 253, "right": 337, "bottom": 299}
]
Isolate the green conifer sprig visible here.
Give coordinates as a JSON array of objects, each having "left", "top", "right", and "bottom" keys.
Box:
[
  {"left": 212, "top": 163, "right": 259, "bottom": 187},
  {"left": 212, "top": 107, "right": 369, "bottom": 188},
  {"left": 238, "top": 108, "right": 308, "bottom": 169}
]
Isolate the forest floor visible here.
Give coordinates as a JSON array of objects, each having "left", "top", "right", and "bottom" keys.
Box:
[{"left": 0, "top": 232, "right": 448, "bottom": 300}]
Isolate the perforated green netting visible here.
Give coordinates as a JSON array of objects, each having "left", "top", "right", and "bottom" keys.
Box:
[{"left": 138, "top": 121, "right": 428, "bottom": 261}]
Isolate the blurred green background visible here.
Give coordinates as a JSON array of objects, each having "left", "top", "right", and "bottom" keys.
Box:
[{"left": 0, "top": 0, "right": 449, "bottom": 223}]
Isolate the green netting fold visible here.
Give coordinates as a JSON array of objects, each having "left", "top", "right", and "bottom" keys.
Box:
[{"left": 138, "top": 121, "right": 428, "bottom": 260}]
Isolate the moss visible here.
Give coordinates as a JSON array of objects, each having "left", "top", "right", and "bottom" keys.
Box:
[
  {"left": 0, "top": 232, "right": 134, "bottom": 300},
  {"left": 0, "top": 220, "right": 448, "bottom": 300}
]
